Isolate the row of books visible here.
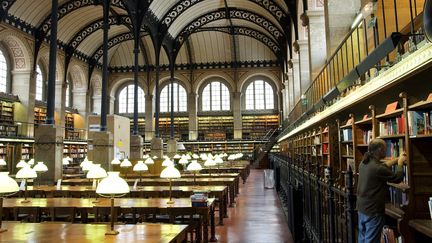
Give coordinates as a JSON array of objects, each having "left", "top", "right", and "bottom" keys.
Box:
[
  {"left": 341, "top": 128, "right": 353, "bottom": 141},
  {"left": 360, "top": 130, "right": 373, "bottom": 144},
  {"left": 385, "top": 139, "right": 404, "bottom": 159},
  {"left": 379, "top": 115, "right": 405, "bottom": 136},
  {"left": 389, "top": 187, "right": 409, "bottom": 206},
  {"left": 407, "top": 110, "right": 432, "bottom": 135},
  {"left": 391, "top": 164, "right": 409, "bottom": 185},
  {"left": 343, "top": 144, "right": 354, "bottom": 157}
]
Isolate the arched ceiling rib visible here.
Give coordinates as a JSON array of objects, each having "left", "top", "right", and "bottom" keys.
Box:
[{"left": 165, "top": 1, "right": 284, "bottom": 39}]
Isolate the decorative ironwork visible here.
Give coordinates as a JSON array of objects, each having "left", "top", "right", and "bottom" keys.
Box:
[
  {"left": 69, "top": 15, "right": 131, "bottom": 48},
  {"left": 92, "top": 32, "right": 150, "bottom": 61},
  {"left": 0, "top": 0, "right": 15, "bottom": 12},
  {"left": 38, "top": 0, "right": 125, "bottom": 37}
]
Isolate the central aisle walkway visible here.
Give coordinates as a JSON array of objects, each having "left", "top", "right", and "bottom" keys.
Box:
[{"left": 215, "top": 169, "right": 293, "bottom": 243}]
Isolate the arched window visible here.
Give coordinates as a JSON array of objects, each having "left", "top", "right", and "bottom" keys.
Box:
[
  {"left": 0, "top": 49, "right": 8, "bottom": 93},
  {"left": 160, "top": 82, "right": 187, "bottom": 112},
  {"left": 245, "top": 79, "right": 274, "bottom": 110},
  {"left": 65, "top": 79, "right": 72, "bottom": 107},
  {"left": 118, "top": 84, "right": 145, "bottom": 114},
  {"left": 202, "top": 81, "right": 230, "bottom": 111},
  {"left": 35, "top": 65, "right": 44, "bottom": 101}
]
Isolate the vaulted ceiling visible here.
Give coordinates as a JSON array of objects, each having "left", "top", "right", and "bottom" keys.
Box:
[{"left": 1, "top": 0, "right": 297, "bottom": 68}]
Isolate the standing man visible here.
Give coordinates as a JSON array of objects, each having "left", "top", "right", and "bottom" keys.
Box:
[{"left": 357, "top": 138, "right": 407, "bottom": 243}]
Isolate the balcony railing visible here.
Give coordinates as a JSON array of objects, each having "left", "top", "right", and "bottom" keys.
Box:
[{"left": 287, "top": 0, "right": 426, "bottom": 128}]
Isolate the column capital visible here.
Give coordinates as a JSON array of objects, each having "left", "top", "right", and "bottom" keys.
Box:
[{"left": 145, "top": 94, "right": 153, "bottom": 100}]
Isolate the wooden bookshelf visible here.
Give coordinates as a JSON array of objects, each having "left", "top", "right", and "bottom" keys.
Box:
[
  {"left": 63, "top": 142, "right": 87, "bottom": 176},
  {"left": 159, "top": 116, "right": 189, "bottom": 141},
  {"left": 0, "top": 101, "right": 14, "bottom": 124},
  {"left": 34, "top": 107, "right": 46, "bottom": 124},
  {"left": 20, "top": 143, "right": 33, "bottom": 160},
  {"left": 242, "top": 115, "right": 279, "bottom": 139},
  {"left": 198, "top": 116, "right": 233, "bottom": 140},
  {"left": 129, "top": 117, "right": 145, "bottom": 136}
]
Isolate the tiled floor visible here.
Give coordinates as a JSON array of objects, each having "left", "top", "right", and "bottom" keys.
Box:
[{"left": 214, "top": 169, "right": 293, "bottom": 243}]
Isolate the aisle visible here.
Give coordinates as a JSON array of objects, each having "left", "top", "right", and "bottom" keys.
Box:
[{"left": 214, "top": 169, "right": 293, "bottom": 243}]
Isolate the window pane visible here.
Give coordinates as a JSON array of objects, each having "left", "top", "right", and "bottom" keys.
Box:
[
  {"left": 221, "top": 84, "right": 230, "bottom": 110},
  {"left": 160, "top": 85, "right": 169, "bottom": 112},
  {"left": 202, "top": 85, "right": 211, "bottom": 111},
  {"left": 0, "top": 50, "right": 7, "bottom": 93},
  {"left": 65, "top": 80, "right": 70, "bottom": 107},
  {"left": 36, "top": 65, "right": 43, "bottom": 101},
  {"left": 178, "top": 85, "right": 187, "bottom": 112},
  {"left": 118, "top": 88, "right": 127, "bottom": 113},
  {"left": 264, "top": 82, "right": 274, "bottom": 109},
  {"left": 245, "top": 85, "right": 254, "bottom": 110},
  {"left": 118, "top": 84, "right": 145, "bottom": 114}
]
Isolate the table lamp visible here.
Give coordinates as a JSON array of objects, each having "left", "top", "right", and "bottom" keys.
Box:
[
  {"left": 0, "top": 172, "right": 19, "bottom": 233},
  {"left": 86, "top": 164, "right": 107, "bottom": 187},
  {"left": 62, "top": 157, "right": 70, "bottom": 166},
  {"left": 133, "top": 161, "right": 148, "bottom": 183},
  {"left": 96, "top": 172, "right": 130, "bottom": 235},
  {"left": 143, "top": 154, "right": 149, "bottom": 159},
  {"left": 178, "top": 156, "right": 189, "bottom": 172},
  {"left": 16, "top": 159, "right": 27, "bottom": 169},
  {"left": 185, "top": 154, "right": 192, "bottom": 160},
  {"left": 144, "top": 157, "right": 154, "bottom": 165},
  {"left": 192, "top": 153, "right": 199, "bottom": 159},
  {"left": 204, "top": 157, "right": 216, "bottom": 176},
  {"left": 120, "top": 158, "right": 132, "bottom": 178},
  {"left": 0, "top": 159, "right": 6, "bottom": 171},
  {"left": 15, "top": 165, "right": 37, "bottom": 203},
  {"left": 81, "top": 160, "right": 94, "bottom": 173},
  {"left": 187, "top": 160, "right": 202, "bottom": 188},
  {"left": 160, "top": 165, "right": 181, "bottom": 204},
  {"left": 161, "top": 158, "right": 174, "bottom": 167},
  {"left": 27, "top": 158, "right": 35, "bottom": 166},
  {"left": 214, "top": 155, "right": 224, "bottom": 175},
  {"left": 173, "top": 154, "right": 181, "bottom": 160},
  {"left": 86, "top": 164, "right": 107, "bottom": 202},
  {"left": 33, "top": 162, "right": 48, "bottom": 186}
]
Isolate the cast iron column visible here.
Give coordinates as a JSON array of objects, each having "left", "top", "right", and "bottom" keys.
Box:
[
  {"left": 100, "top": 0, "right": 110, "bottom": 131},
  {"left": 46, "top": 0, "right": 58, "bottom": 124}
]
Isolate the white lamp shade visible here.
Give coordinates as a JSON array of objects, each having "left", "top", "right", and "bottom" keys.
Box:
[
  {"left": 192, "top": 154, "right": 199, "bottom": 159},
  {"left": 143, "top": 154, "right": 149, "bottom": 159},
  {"left": 173, "top": 154, "right": 181, "bottom": 159},
  {"left": 0, "top": 158, "right": 6, "bottom": 166},
  {"left": 96, "top": 172, "right": 130, "bottom": 195},
  {"left": 16, "top": 160, "right": 28, "bottom": 168},
  {"left": 86, "top": 164, "right": 107, "bottom": 179},
  {"left": 204, "top": 157, "right": 216, "bottom": 167},
  {"left": 200, "top": 153, "right": 208, "bottom": 160},
  {"left": 66, "top": 156, "right": 73, "bottom": 162},
  {"left": 0, "top": 172, "right": 19, "bottom": 194},
  {"left": 111, "top": 157, "right": 121, "bottom": 165},
  {"left": 27, "top": 158, "right": 35, "bottom": 166},
  {"left": 62, "top": 158, "right": 70, "bottom": 165},
  {"left": 133, "top": 161, "right": 148, "bottom": 172},
  {"left": 185, "top": 154, "right": 192, "bottom": 160},
  {"left": 179, "top": 157, "right": 189, "bottom": 165},
  {"left": 152, "top": 155, "right": 158, "bottom": 159},
  {"left": 144, "top": 157, "right": 154, "bottom": 165},
  {"left": 214, "top": 156, "right": 224, "bottom": 164},
  {"left": 80, "top": 159, "right": 91, "bottom": 168},
  {"left": 163, "top": 155, "right": 169, "bottom": 159},
  {"left": 120, "top": 158, "right": 132, "bottom": 168},
  {"left": 187, "top": 161, "right": 202, "bottom": 172},
  {"left": 161, "top": 158, "right": 174, "bottom": 167},
  {"left": 82, "top": 161, "right": 94, "bottom": 172},
  {"left": 16, "top": 166, "right": 37, "bottom": 179},
  {"left": 34, "top": 162, "right": 48, "bottom": 172},
  {"left": 160, "top": 165, "right": 181, "bottom": 179},
  {"left": 177, "top": 143, "right": 186, "bottom": 150}
]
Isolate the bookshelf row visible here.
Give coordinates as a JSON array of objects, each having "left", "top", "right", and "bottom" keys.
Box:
[
  {"left": 279, "top": 92, "right": 432, "bottom": 241},
  {"left": 242, "top": 114, "right": 279, "bottom": 139},
  {"left": 0, "top": 141, "right": 87, "bottom": 175}
]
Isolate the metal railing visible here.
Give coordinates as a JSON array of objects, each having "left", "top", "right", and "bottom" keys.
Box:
[
  {"left": 270, "top": 153, "right": 357, "bottom": 243},
  {"left": 288, "top": 0, "right": 426, "bottom": 128}
]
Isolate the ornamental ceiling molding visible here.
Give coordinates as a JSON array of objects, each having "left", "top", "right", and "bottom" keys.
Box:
[{"left": 39, "top": 0, "right": 125, "bottom": 38}]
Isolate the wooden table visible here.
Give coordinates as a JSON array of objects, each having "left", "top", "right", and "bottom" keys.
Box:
[
  {"left": 409, "top": 219, "right": 432, "bottom": 240},
  {"left": 26, "top": 185, "right": 229, "bottom": 225},
  {"left": 62, "top": 177, "right": 238, "bottom": 206},
  {"left": 0, "top": 222, "right": 189, "bottom": 243},
  {"left": 3, "top": 197, "right": 217, "bottom": 242}
]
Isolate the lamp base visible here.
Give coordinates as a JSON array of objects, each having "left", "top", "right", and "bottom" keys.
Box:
[
  {"left": 20, "top": 199, "right": 31, "bottom": 203},
  {"left": 0, "top": 228, "right": 7, "bottom": 233},
  {"left": 105, "top": 230, "right": 119, "bottom": 235},
  {"left": 166, "top": 200, "right": 175, "bottom": 204}
]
